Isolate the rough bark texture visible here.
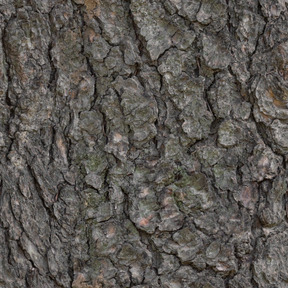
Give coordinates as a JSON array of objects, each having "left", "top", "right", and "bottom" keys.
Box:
[{"left": 0, "top": 0, "right": 288, "bottom": 287}]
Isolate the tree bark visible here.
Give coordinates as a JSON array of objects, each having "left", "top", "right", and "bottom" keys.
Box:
[{"left": 0, "top": 0, "right": 288, "bottom": 287}]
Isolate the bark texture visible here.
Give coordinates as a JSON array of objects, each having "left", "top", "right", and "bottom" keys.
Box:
[{"left": 0, "top": 0, "right": 288, "bottom": 287}]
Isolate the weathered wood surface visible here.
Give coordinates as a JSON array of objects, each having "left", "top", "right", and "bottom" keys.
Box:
[{"left": 0, "top": 0, "right": 288, "bottom": 287}]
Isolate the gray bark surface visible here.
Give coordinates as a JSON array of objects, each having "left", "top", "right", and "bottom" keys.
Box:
[{"left": 0, "top": 0, "right": 287, "bottom": 287}]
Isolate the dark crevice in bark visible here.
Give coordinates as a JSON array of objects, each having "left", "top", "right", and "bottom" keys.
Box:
[
  {"left": 27, "top": 162, "right": 57, "bottom": 218},
  {"left": 249, "top": 181, "right": 266, "bottom": 288},
  {"left": 47, "top": 41, "right": 57, "bottom": 91},
  {"left": 251, "top": 113, "right": 286, "bottom": 163},
  {"left": 2, "top": 18, "right": 16, "bottom": 134},
  {"left": 86, "top": 56, "right": 98, "bottom": 111},
  {"left": 203, "top": 71, "right": 218, "bottom": 116},
  {"left": 4, "top": 228, "right": 13, "bottom": 266},
  {"left": 127, "top": 4, "right": 153, "bottom": 62},
  {"left": 48, "top": 125, "right": 56, "bottom": 166}
]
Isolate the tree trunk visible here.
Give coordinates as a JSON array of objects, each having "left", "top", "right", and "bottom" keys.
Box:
[{"left": 0, "top": 0, "right": 287, "bottom": 287}]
